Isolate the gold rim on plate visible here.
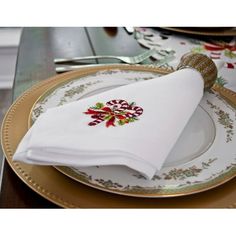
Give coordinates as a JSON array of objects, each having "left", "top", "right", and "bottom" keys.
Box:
[{"left": 1, "top": 64, "right": 236, "bottom": 208}]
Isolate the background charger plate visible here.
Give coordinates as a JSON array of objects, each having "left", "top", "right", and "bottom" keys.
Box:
[
  {"left": 1, "top": 64, "right": 236, "bottom": 207},
  {"left": 162, "top": 27, "right": 236, "bottom": 36}
]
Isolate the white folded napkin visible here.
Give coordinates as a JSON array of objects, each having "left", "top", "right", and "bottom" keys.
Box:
[{"left": 13, "top": 56, "right": 221, "bottom": 179}]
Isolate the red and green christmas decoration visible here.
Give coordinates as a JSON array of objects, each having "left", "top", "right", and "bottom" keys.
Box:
[{"left": 84, "top": 99, "right": 143, "bottom": 127}]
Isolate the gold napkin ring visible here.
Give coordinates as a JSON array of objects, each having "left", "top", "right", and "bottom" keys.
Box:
[{"left": 177, "top": 53, "right": 217, "bottom": 89}]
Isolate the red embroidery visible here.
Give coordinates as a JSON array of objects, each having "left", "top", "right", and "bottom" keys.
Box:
[{"left": 84, "top": 99, "right": 143, "bottom": 127}]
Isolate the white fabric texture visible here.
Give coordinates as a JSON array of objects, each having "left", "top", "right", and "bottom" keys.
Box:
[{"left": 13, "top": 68, "right": 205, "bottom": 179}]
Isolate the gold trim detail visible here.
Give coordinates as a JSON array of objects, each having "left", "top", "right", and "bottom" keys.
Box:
[
  {"left": 55, "top": 164, "right": 236, "bottom": 198},
  {"left": 212, "top": 84, "right": 236, "bottom": 109}
]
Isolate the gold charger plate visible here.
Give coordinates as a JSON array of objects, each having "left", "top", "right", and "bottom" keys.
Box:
[
  {"left": 162, "top": 27, "right": 236, "bottom": 36},
  {"left": 1, "top": 64, "right": 236, "bottom": 208}
]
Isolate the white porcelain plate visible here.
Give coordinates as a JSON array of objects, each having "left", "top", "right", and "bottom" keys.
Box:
[{"left": 30, "top": 68, "right": 236, "bottom": 197}]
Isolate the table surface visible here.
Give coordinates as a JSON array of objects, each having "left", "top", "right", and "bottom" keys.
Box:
[{"left": 0, "top": 27, "right": 235, "bottom": 208}]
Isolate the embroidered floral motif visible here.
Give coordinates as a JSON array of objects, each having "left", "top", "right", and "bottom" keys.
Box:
[{"left": 84, "top": 99, "right": 143, "bottom": 127}]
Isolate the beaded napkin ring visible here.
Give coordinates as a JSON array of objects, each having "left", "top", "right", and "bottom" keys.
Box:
[{"left": 177, "top": 53, "right": 217, "bottom": 89}]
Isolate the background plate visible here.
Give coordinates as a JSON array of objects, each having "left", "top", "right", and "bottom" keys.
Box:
[{"left": 162, "top": 27, "right": 236, "bottom": 36}]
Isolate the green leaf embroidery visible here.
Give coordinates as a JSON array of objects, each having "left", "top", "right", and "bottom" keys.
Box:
[
  {"left": 118, "top": 120, "right": 126, "bottom": 126},
  {"left": 104, "top": 115, "right": 112, "bottom": 120},
  {"left": 128, "top": 117, "right": 138, "bottom": 122},
  {"left": 95, "top": 102, "right": 104, "bottom": 109}
]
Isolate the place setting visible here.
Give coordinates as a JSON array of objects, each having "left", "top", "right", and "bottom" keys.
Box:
[{"left": 1, "top": 27, "right": 236, "bottom": 208}]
